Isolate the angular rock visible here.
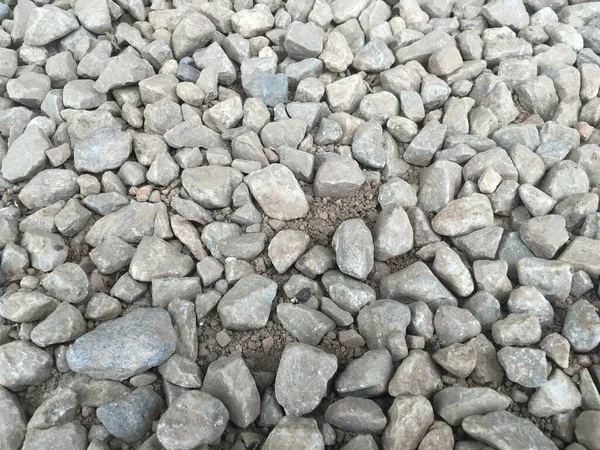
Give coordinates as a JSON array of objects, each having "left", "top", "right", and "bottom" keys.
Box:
[{"left": 275, "top": 343, "right": 337, "bottom": 416}]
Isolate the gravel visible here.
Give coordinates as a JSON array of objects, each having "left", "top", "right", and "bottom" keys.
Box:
[{"left": 0, "top": 0, "right": 599, "bottom": 449}]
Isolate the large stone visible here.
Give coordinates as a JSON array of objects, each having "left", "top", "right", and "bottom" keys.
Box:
[
  {"left": 74, "top": 127, "right": 132, "bottom": 173},
  {"left": 245, "top": 164, "right": 309, "bottom": 220},
  {"left": 18, "top": 170, "right": 79, "bottom": 211},
  {"left": 432, "top": 194, "right": 494, "bottom": 237},
  {"left": 433, "top": 388, "right": 511, "bottom": 426},
  {"left": 0, "top": 386, "right": 26, "bottom": 449},
  {"left": 129, "top": 237, "right": 194, "bottom": 282},
  {"left": 380, "top": 262, "right": 457, "bottom": 311},
  {"left": 202, "top": 354, "right": 260, "bottom": 428},
  {"left": 332, "top": 219, "right": 373, "bottom": 280},
  {"left": 21, "top": 422, "right": 87, "bottom": 450},
  {"left": 0, "top": 341, "right": 53, "bottom": 390},
  {"left": 382, "top": 395, "right": 434, "bottom": 450},
  {"left": 217, "top": 274, "right": 277, "bottom": 330},
  {"left": 96, "top": 387, "right": 164, "bottom": 443},
  {"left": 324, "top": 397, "right": 387, "bottom": 434},
  {"left": 462, "top": 411, "right": 558, "bottom": 450},
  {"left": 157, "top": 391, "right": 228, "bottom": 450},
  {"left": 262, "top": 416, "right": 325, "bottom": 450},
  {"left": 559, "top": 237, "right": 600, "bottom": 278},
  {"left": 66, "top": 308, "right": 177, "bottom": 381},
  {"left": 528, "top": 369, "right": 582, "bottom": 418},
  {"left": 275, "top": 343, "right": 337, "bottom": 416},
  {"left": 313, "top": 155, "right": 366, "bottom": 198},
  {"left": 562, "top": 299, "right": 600, "bottom": 353}
]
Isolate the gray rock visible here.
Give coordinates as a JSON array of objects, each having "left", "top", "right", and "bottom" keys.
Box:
[
  {"left": 373, "top": 206, "right": 414, "bottom": 261},
  {"left": 268, "top": 230, "right": 310, "bottom": 274},
  {"left": 18, "top": 169, "right": 79, "bottom": 211},
  {"left": 321, "top": 270, "right": 376, "bottom": 314},
  {"left": 433, "top": 387, "right": 511, "bottom": 426},
  {"left": 262, "top": 416, "right": 324, "bottom": 450},
  {"left": 30, "top": 302, "right": 86, "bottom": 347},
  {"left": 2, "top": 128, "right": 51, "bottom": 183},
  {"left": 0, "top": 341, "right": 53, "bottom": 390},
  {"left": 335, "top": 349, "right": 393, "bottom": 398},
  {"left": 97, "top": 387, "right": 164, "bottom": 443},
  {"left": 576, "top": 410, "right": 600, "bottom": 450},
  {"left": 380, "top": 262, "right": 457, "bottom": 311},
  {"left": 89, "top": 236, "right": 135, "bottom": 275},
  {"left": 540, "top": 160, "right": 590, "bottom": 202},
  {"left": 517, "top": 257, "right": 573, "bottom": 304},
  {"left": 473, "top": 260, "right": 512, "bottom": 302},
  {"left": 74, "top": 0, "right": 111, "bottom": 34},
  {"left": 403, "top": 120, "right": 447, "bottom": 167},
  {"left": 342, "top": 435, "right": 378, "bottom": 450},
  {"left": 202, "top": 354, "right": 260, "bottom": 428},
  {"left": 129, "top": 237, "right": 194, "bottom": 282},
  {"left": 529, "top": 369, "right": 582, "bottom": 418},
  {"left": 86, "top": 202, "right": 158, "bottom": 247},
  {"left": 493, "top": 314, "right": 542, "bottom": 347},
  {"left": 0, "top": 386, "right": 26, "bottom": 449},
  {"left": 21, "top": 422, "right": 87, "bottom": 450},
  {"left": 172, "top": 13, "right": 215, "bottom": 59},
  {"left": 382, "top": 395, "right": 434, "bottom": 450},
  {"left": 278, "top": 303, "right": 336, "bottom": 346},
  {"left": 217, "top": 274, "right": 277, "bottom": 330},
  {"left": 352, "top": 38, "right": 394, "bottom": 72},
  {"left": 22, "top": 231, "right": 69, "bottom": 272},
  {"left": 507, "top": 286, "right": 554, "bottom": 328},
  {"left": 245, "top": 164, "right": 309, "bottom": 220},
  {"left": 6, "top": 72, "right": 51, "bottom": 108},
  {"left": 418, "top": 161, "right": 462, "bottom": 214},
  {"left": 332, "top": 218, "right": 373, "bottom": 280},
  {"left": 313, "top": 155, "right": 366, "bottom": 198},
  {"left": 432, "top": 343, "right": 477, "bottom": 378},
  {"left": 66, "top": 308, "right": 177, "bottom": 381},
  {"left": 519, "top": 215, "right": 568, "bottom": 259},
  {"left": 462, "top": 411, "right": 558, "bottom": 450},
  {"left": 388, "top": 350, "right": 442, "bottom": 398},
  {"left": 432, "top": 246, "right": 474, "bottom": 297},
  {"left": 284, "top": 21, "right": 324, "bottom": 59},
  {"left": 182, "top": 166, "right": 243, "bottom": 209},
  {"left": 559, "top": 236, "right": 600, "bottom": 279},
  {"left": 27, "top": 388, "right": 77, "bottom": 430},
  {"left": 326, "top": 74, "right": 367, "bottom": 113},
  {"left": 0, "top": 291, "right": 58, "bottom": 323},
  {"left": 157, "top": 391, "right": 228, "bottom": 450},
  {"left": 94, "top": 52, "right": 155, "bottom": 94},
  {"left": 432, "top": 194, "right": 494, "bottom": 237},
  {"left": 357, "top": 300, "right": 410, "bottom": 352},
  {"left": 85, "top": 293, "right": 122, "bottom": 321},
  {"left": 325, "top": 397, "right": 386, "bottom": 433},
  {"left": 452, "top": 227, "right": 504, "bottom": 262},
  {"left": 497, "top": 347, "right": 547, "bottom": 388},
  {"left": 74, "top": 127, "right": 132, "bottom": 173},
  {"left": 435, "top": 306, "right": 482, "bottom": 347},
  {"left": 41, "top": 262, "right": 88, "bottom": 304},
  {"left": 562, "top": 299, "right": 600, "bottom": 353}
]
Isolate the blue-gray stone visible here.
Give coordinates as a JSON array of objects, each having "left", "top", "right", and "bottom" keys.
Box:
[
  {"left": 243, "top": 71, "right": 288, "bottom": 107},
  {"left": 97, "top": 387, "right": 164, "bottom": 443},
  {"left": 66, "top": 308, "right": 177, "bottom": 381},
  {"left": 177, "top": 61, "right": 200, "bottom": 83}
]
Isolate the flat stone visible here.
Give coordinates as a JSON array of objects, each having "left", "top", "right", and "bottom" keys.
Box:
[
  {"left": 324, "top": 397, "right": 387, "bottom": 434},
  {"left": 433, "top": 387, "right": 511, "bottom": 426},
  {"left": 21, "top": 422, "right": 87, "bottom": 450},
  {"left": 559, "top": 236, "right": 600, "bottom": 278},
  {"left": 497, "top": 347, "right": 547, "bottom": 388},
  {"left": 462, "top": 411, "right": 558, "bottom": 450},
  {"left": 562, "top": 299, "right": 600, "bottom": 353},
  {"left": 528, "top": 369, "right": 582, "bottom": 418}
]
